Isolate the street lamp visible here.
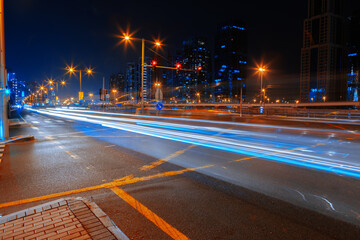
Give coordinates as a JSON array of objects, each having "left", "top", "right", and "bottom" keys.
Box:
[
  {"left": 112, "top": 89, "right": 117, "bottom": 103},
  {"left": 257, "top": 67, "right": 266, "bottom": 103},
  {"left": 196, "top": 92, "right": 200, "bottom": 103},
  {"left": 121, "top": 33, "right": 162, "bottom": 110},
  {"left": 65, "top": 64, "right": 94, "bottom": 101}
]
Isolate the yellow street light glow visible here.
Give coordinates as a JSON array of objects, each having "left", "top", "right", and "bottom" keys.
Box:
[
  {"left": 258, "top": 67, "right": 266, "bottom": 72},
  {"left": 61, "top": 80, "right": 66, "bottom": 85},
  {"left": 155, "top": 41, "right": 161, "bottom": 47},
  {"left": 124, "top": 35, "right": 130, "bottom": 40},
  {"left": 85, "top": 67, "right": 94, "bottom": 76},
  {"left": 112, "top": 89, "right": 117, "bottom": 93}
]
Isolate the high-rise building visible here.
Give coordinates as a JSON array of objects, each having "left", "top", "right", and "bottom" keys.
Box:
[
  {"left": 109, "top": 73, "right": 125, "bottom": 101},
  {"left": 123, "top": 57, "right": 153, "bottom": 104},
  {"left": 181, "top": 38, "right": 211, "bottom": 102},
  {"left": 300, "top": 0, "right": 346, "bottom": 102},
  {"left": 161, "top": 54, "right": 184, "bottom": 103},
  {"left": 346, "top": 10, "right": 360, "bottom": 101},
  {"left": 214, "top": 21, "right": 248, "bottom": 103},
  {"left": 7, "top": 72, "right": 26, "bottom": 105},
  {"left": 141, "top": 56, "right": 153, "bottom": 103},
  {"left": 181, "top": 38, "right": 211, "bottom": 103},
  {"left": 126, "top": 62, "right": 140, "bottom": 103}
]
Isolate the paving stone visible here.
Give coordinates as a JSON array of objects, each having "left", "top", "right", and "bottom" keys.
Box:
[{"left": 0, "top": 197, "right": 127, "bottom": 240}]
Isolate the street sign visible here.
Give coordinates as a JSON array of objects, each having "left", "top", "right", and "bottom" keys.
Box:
[
  {"left": 156, "top": 102, "right": 163, "bottom": 110},
  {"left": 78, "top": 91, "right": 84, "bottom": 101}
]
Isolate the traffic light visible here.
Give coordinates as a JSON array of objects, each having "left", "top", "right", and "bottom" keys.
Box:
[
  {"left": 176, "top": 63, "right": 181, "bottom": 73},
  {"left": 99, "top": 88, "right": 103, "bottom": 100},
  {"left": 151, "top": 60, "right": 157, "bottom": 70}
]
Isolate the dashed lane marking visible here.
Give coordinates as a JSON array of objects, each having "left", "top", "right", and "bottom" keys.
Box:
[
  {"left": 140, "top": 145, "right": 197, "bottom": 171},
  {"left": 65, "top": 151, "right": 80, "bottom": 159},
  {"left": 44, "top": 136, "right": 56, "bottom": 141}
]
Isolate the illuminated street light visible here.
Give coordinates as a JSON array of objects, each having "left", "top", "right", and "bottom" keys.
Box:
[
  {"left": 257, "top": 66, "right": 267, "bottom": 103},
  {"left": 196, "top": 92, "right": 201, "bottom": 103},
  {"left": 65, "top": 64, "right": 94, "bottom": 101},
  {"left": 120, "top": 32, "right": 163, "bottom": 109}
]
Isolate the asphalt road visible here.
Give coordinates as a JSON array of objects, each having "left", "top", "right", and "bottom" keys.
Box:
[{"left": 1, "top": 108, "right": 360, "bottom": 239}]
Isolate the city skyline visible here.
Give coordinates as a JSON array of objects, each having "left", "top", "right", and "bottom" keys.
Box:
[{"left": 4, "top": 0, "right": 360, "bottom": 100}]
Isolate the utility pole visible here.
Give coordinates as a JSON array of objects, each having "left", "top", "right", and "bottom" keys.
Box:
[{"left": 0, "top": 0, "right": 8, "bottom": 140}]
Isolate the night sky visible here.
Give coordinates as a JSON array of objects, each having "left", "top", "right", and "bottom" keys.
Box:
[{"left": 4, "top": 0, "right": 360, "bottom": 99}]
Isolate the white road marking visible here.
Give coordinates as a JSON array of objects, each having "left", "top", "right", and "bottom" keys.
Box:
[{"left": 44, "top": 136, "right": 55, "bottom": 140}]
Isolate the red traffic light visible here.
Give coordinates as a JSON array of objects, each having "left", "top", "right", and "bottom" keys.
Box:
[
  {"left": 176, "top": 63, "right": 181, "bottom": 69},
  {"left": 197, "top": 66, "right": 202, "bottom": 71},
  {"left": 152, "top": 60, "right": 157, "bottom": 66}
]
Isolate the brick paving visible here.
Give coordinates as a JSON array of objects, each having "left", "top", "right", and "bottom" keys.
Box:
[{"left": 0, "top": 198, "right": 128, "bottom": 240}]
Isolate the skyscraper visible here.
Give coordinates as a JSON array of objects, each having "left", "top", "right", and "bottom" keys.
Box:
[
  {"left": 7, "top": 72, "right": 26, "bottom": 105},
  {"left": 109, "top": 73, "right": 125, "bottom": 101},
  {"left": 300, "top": 0, "right": 346, "bottom": 102},
  {"left": 214, "top": 21, "right": 248, "bottom": 103},
  {"left": 126, "top": 62, "right": 140, "bottom": 103},
  {"left": 346, "top": 10, "right": 360, "bottom": 101},
  {"left": 181, "top": 37, "right": 211, "bottom": 102}
]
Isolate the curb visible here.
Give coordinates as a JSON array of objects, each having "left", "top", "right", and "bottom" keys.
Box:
[
  {"left": 70, "top": 197, "right": 129, "bottom": 240},
  {"left": 3, "top": 135, "right": 35, "bottom": 144},
  {"left": 0, "top": 143, "right": 4, "bottom": 160},
  {"left": 0, "top": 197, "right": 129, "bottom": 240}
]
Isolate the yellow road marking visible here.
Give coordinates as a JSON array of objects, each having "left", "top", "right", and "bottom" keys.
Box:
[
  {"left": 65, "top": 151, "right": 80, "bottom": 159},
  {"left": 229, "top": 156, "right": 257, "bottom": 163},
  {"left": 111, "top": 187, "right": 189, "bottom": 240},
  {"left": 140, "top": 145, "right": 197, "bottom": 171},
  {"left": 0, "top": 165, "right": 214, "bottom": 209}
]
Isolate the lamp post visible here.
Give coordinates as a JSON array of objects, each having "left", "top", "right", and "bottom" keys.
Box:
[
  {"left": 121, "top": 34, "right": 162, "bottom": 110},
  {"left": 46, "top": 79, "right": 66, "bottom": 104},
  {"left": 154, "top": 82, "right": 162, "bottom": 102},
  {"left": 112, "top": 89, "right": 117, "bottom": 104},
  {"left": 258, "top": 67, "right": 266, "bottom": 103},
  {"left": 89, "top": 93, "right": 93, "bottom": 104},
  {"left": 65, "top": 65, "right": 94, "bottom": 101}
]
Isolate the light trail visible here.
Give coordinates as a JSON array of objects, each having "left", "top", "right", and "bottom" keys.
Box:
[
  {"left": 30, "top": 108, "right": 360, "bottom": 179},
  {"left": 52, "top": 107, "right": 356, "bottom": 133}
]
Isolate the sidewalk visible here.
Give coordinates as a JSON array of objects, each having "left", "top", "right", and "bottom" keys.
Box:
[{"left": 0, "top": 198, "right": 129, "bottom": 240}]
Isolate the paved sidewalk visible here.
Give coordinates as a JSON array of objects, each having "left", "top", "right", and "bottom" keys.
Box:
[{"left": 0, "top": 198, "right": 129, "bottom": 240}]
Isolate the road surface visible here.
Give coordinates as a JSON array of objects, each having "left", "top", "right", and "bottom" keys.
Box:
[{"left": 1, "top": 108, "right": 360, "bottom": 239}]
